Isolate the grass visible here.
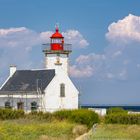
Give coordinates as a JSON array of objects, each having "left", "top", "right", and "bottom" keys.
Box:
[
  {"left": 0, "top": 119, "right": 87, "bottom": 140},
  {"left": 89, "top": 124, "right": 140, "bottom": 140}
]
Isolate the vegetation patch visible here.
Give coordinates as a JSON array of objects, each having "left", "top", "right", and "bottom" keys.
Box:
[
  {"left": 0, "top": 109, "right": 99, "bottom": 128},
  {"left": 0, "top": 109, "right": 98, "bottom": 139},
  {"left": 0, "top": 108, "right": 24, "bottom": 120},
  {"left": 0, "top": 119, "right": 78, "bottom": 140},
  {"left": 89, "top": 124, "right": 140, "bottom": 140},
  {"left": 105, "top": 113, "right": 140, "bottom": 124},
  {"left": 53, "top": 109, "right": 99, "bottom": 128},
  {"left": 107, "top": 107, "right": 128, "bottom": 115}
]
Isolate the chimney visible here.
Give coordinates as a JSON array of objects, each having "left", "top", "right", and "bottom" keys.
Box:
[{"left": 10, "top": 65, "right": 16, "bottom": 77}]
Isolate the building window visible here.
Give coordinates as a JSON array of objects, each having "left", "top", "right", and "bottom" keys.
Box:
[
  {"left": 31, "top": 101, "right": 37, "bottom": 111},
  {"left": 17, "top": 102, "right": 24, "bottom": 110},
  {"left": 5, "top": 101, "right": 11, "bottom": 108},
  {"left": 60, "top": 83, "right": 65, "bottom": 97}
]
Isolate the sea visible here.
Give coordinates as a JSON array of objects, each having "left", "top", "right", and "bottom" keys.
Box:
[{"left": 81, "top": 104, "right": 140, "bottom": 112}]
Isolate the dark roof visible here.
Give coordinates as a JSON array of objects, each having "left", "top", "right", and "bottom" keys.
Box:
[{"left": 1, "top": 69, "right": 55, "bottom": 92}]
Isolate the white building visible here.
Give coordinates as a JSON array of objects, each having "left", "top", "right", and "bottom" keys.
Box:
[{"left": 0, "top": 27, "right": 79, "bottom": 112}]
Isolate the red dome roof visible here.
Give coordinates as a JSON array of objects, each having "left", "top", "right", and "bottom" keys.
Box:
[{"left": 50, "top": 27, "right": 64, "bottom": 38}]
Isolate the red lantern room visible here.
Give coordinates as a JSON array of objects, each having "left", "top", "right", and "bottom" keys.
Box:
[{"left": 50, "top": 26, "right": 64, "bottom": 51}]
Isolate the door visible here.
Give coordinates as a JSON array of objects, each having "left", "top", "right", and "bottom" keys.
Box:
[{"left": 17, "top": 102, "right": 24, "bottom": 110}]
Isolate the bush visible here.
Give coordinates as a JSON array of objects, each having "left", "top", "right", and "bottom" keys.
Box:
[
  {"left": 107, "top": 107, "right": 128, "bottom": 115},
  {"left": 0, "top": 108, "right": 99, "bottom": 127},
  {"left": 53, "top": 109, "right": 99, "bottom": 128},
  {"left": 0, "top": 108, "right": 24, "bottom": 120},
  {"left": 53, "top": 110, "right": 72, "bottom": 120},
  {"left": 105, "top": 114, "right": 140, "bottom": 124},
  {"left": 70, "top": 109, "right": 99, "bottom": 128},
  {"left": 26, "top": 111, "right": 52, "bottom": 121}
]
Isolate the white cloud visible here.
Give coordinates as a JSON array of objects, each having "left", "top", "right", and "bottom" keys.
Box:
[
  {"left": 70, "top": 53, "right": 105, "bottom": 78},
  {"left": 69, "top": 65, "right": 94, "bottom": 78},
  {"left": 62, "top": 30, "right": 89, "bottom": 48},
  {"left": 69, "top": 14, "right": 140, "bottom": 79},
  {"left": 112, "top": 51, "right": 122, "bottom": 58},
  {"left": 0, "top": 27, "right": 26, "bottom": 36},
  {"left": 76, "top": 53, "right": 105, "bottom": 64},
  {"left": 106, "top": 73, "right": 114, "bottom": 79},
  {"left": 106, "top": 14, "right": 140, "bottom": 45},
  {"left": 0, "top": 27, "right": 40, "bottom": 50},
  {"left": 119, "top": 69, "right": 127, "bottom": 79},
  {"left": 70, "top": 46, "right": 132, "bottom": 80},
  {"left": 40, "top": 31, "right": 53, "bottom": 43}
]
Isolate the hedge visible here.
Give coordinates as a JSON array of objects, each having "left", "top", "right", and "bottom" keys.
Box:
[
  {"left": 26, "top": 111, "right": 52, "bottom": 121},
  {"left": 105, "top": 114, "right": 140, "bottom": 124},
  {"left": 0, "top": 108, "right": 24, "bottom": 120},
  {"left": 106, "top": 107, "right": 128, "bottom": 115},
  {"left": 0, "top": 108, "right": 99, "bottom": 128},
  {"left": 53, "top": 109, "right": 99, "bottom": 128}
]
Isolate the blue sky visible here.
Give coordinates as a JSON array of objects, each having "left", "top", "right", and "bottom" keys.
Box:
[{"left": 0, "top": 0, "right": 140, "bottom": 105}]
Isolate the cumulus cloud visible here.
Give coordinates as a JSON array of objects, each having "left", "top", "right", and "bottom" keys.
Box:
[
  {"left": 70, "top": 53, "right": 105, "bottom": 78},
  {"left": 62, "top": 30, "right": 89, "bottom": 48},
  {"left": 0, "top": 27, "right": 41, "bottom": 85},
  {"left": 69, "top": 65, "right": 94, "bottom": 78},
  {"left": 71, "top": 14, "right": 140, "bottom": 79},
  {"left": 40, "top": 31, "right": 53, "bottom": 43},
  {"left": 106, "top": 14, "right": 140, "bottom": 45},
  {"left": 70, "top": 50, "right": 130, "bottom": 80},
  {"left": 76, "top": 53, "right": 106, "bottom": 64},
  {"left": 0, "top": 27, "right": 40, "bottom": 50}
]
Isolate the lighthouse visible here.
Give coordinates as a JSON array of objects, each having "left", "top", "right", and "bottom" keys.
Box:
[
  {"left": 43, "top": 26, "right": 72, "bottom": 74},
  {"left": 42, "top": 26, "right": 79, "bottom": 111}
]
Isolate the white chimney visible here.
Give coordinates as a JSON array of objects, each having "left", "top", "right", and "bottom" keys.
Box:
[{"left": 10, "top": 65, "right": 16, "bottom": 77}]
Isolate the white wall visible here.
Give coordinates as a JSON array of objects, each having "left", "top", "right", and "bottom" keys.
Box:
[
  {"left": 45, "top": 54, "right": 69, "bottom": 74},
  {"left": 44, "top": 68, "right": 79, "bottom": 112},
  {"left": 0, "top": 94, "right": 41, "bottom": 112},
  {"left": 89, "top": 108, "right": 107, "bottom": 116}
]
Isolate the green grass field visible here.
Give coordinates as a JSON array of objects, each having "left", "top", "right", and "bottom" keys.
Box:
[
  {"left": 89, "top": 124, "right": 140, "bottom": 140},
  {"left": 0, "top": 119, "right": 87, "bottom": 140},
  {"left": 0, "top": 120, "right": 140, "bottom": 140}
]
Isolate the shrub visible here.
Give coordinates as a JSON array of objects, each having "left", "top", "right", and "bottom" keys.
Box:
[
  {"left": 0, "top": 108, "right": 24, "bottom": 120},
  {"left": 53, "top": 109, "right": 99, "bottom": 128},
  {"left": 107, "top": 107, "right": 128, "bottom": 115},
  {"left": 53, "top": 110, "right": 72, "bottom": 120},
  {"left": 71, "top": 109, "right": 99, "bottom": 128},
  {"left": 26, "top": 111, "right": 52, "bottom": 121},
  {"left": 105, "top": 114, "right": 140, "bottom": 124}
]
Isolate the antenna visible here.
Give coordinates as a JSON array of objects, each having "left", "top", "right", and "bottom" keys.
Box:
[{"left": 55, "top": 22, "right": 60, "bottom": 31}]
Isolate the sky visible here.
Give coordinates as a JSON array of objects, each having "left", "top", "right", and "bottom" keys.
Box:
[{"left": 0, "top": 0, "right": 140, "bottom": 105}]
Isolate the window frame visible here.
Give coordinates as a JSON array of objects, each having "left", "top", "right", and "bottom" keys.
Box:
[
  {"left": 60, "top": 83, "right": 65, "bottom": 97},
  {"left": 31, "top": 101, "right": 38, "bottom": 111},
  {"left": 5, "top": 101, "right": 11, "bottom": 108}
]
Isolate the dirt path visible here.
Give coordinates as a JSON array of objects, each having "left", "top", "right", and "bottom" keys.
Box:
[{"left": 75, "top": 124, "right": 97, "bottom": 140}]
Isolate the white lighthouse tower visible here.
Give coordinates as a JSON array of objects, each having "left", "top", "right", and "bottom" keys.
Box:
[{"left": 42, "top": 26, "right": 79, "bottom": 112}]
